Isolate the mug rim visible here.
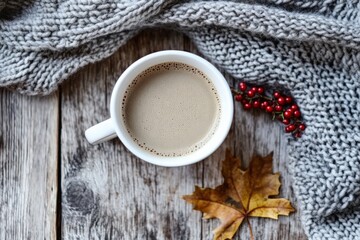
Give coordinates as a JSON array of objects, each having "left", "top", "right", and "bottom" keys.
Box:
[{"left": 110, "top": 50, "right": 233, "bottom": 167}]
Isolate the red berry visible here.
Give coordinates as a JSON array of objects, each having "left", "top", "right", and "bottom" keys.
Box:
[
  {"left": 286, "top": 108, "right": 294, "bottom": 114},
  {"left": 299, "top": 123, "right": 306, "bottom": 131},
  {"left": 285, "top": 97, "right": 293, "bottom": 104},
  {"left": 293, "top": 110, "right": 301, "bottom": 118},
  {"left": 252, "top": 100, "right": 260, "bottom": 108},
  {"left": 257, "top": 87, "right": 264, "bottom": 94},
  {"left": 288, "top": 124, "right": 296, "bottom": 131},
  {"left": 239, "top": 82, "right": 247, "bottom": 92},
  {"left": 274, "top": 105, "right": 283, "bottom": 112},
  {"left": 285, "top": 124, "right": 296, "bottom": 133},
  {"left": 295, "top": 132, "right": 302, "bottom": 138},
  {"left": 291, "top": 104, "right": 299, "bottom": 111},
  {"left": 277, "top": 97, "right": 286, "bottom": 105},
  {"left": 251, "top": 87, "right": 257, "bottom": 92},
  {"left": 247, "top": 90, "right": 255, "bottom": 98},
  {"left": 244, "top": 103, "right": 252, "bottom": 110},
  {"left": 235, "top": 95, "right": 243, "bottom": 101},
  {"left": 266, "top": 106, "right": 273, "bottom": 113},
  {"left": 274, "top": 91, "right": 281, "bottom": 99},
  {"left": 282, "top": 119, "right": 290, "bottom": 125},
  {"left": 284, "top": 111, "right": 292, "bottom": 119},
  {"left": 261, "top": 101, "right": 269, "bottom": 109}
]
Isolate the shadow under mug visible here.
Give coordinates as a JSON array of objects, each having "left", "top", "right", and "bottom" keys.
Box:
[{"left": 85, "top": 50, "right": 234, "bottom": 167}]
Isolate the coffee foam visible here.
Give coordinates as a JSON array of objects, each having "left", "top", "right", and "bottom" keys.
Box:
[{"left": 121, "top": 62, "right": 221, "bottom": 157}]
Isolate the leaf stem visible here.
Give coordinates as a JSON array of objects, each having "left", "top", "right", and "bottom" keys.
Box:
[{"left": 246, "top": 217, "right": 255, "bottom": 240}]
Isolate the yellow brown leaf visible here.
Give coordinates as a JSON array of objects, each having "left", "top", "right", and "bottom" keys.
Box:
[{"left": 183, "top": 149, "right": 295, "bottom": 240}]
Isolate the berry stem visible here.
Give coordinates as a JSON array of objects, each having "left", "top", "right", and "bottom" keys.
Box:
[{"left": 231, "top": 88, "right": 242, "bottom": 95}]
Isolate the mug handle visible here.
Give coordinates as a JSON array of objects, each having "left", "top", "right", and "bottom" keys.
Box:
[{"left": 85, "top": 119, "right": 117, "bottom": 145}]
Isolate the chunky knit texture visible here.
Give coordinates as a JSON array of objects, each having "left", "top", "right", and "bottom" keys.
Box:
[{"left": 1, "top": 1, "right": 360, "bottom": 239}]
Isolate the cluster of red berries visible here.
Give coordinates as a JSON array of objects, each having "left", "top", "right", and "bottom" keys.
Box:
[{"left": 233, "top": 82, "right": 306, "bottom": 138}]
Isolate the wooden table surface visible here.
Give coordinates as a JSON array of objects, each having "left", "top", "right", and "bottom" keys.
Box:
[{"left": 0, "top": 30, "right": 307, "bottom": 240}]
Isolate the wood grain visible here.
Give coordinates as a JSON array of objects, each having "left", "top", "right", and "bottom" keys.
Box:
[
  {"left": 186, "top": 42, "right": 307, "bottom": 240},
  {"left": 60, "top": 30, "right": 203, "bottom": 239},
  {"left": 0, "top": 89, "right": 59, "bottom": 240},
  {"left": 202, "top": 95, "right": 306, "bottom": 240}
]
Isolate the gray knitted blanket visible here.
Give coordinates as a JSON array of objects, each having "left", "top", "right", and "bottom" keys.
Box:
[{"left": 1, "top": 0, "right": 360, "bottom": 239}]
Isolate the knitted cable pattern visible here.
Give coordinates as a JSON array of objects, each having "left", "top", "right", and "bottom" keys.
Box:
[{"left": 1, "top": 1, "right": 359, "bottom": 239}]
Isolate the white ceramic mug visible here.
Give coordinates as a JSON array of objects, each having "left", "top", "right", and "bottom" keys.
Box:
[{"left": 85, "top": 50, "right": 233, "bottom": 167}]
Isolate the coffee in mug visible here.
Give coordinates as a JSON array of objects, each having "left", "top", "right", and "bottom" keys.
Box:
[
  {"left": 122, "top": 62, "right": 221, "bottom": 157},
  {"left": 85, "top": 50, "right": 233, "bottom": 167}
]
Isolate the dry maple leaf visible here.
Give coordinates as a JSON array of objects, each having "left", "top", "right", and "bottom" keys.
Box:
[{"left": 183, "top": 149, "right": 295, "bottom": 240}]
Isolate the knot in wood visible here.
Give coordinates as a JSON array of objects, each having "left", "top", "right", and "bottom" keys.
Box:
[{"left": 65, "top": 180, "right": 95, "bottom": 215}]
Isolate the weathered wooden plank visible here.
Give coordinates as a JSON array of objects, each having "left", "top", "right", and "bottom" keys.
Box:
[
  {"left": 0, "top": 89, "right": 59, "bottom": 240},
  {"left": 60, "top": 30, "right": 202, "bottom": 240},
  {"left": 201, "top": 75, "right": 307, "bottom": 239},
  {"left": 161, "top": 35, "right": 307, "bottom": 239}
]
